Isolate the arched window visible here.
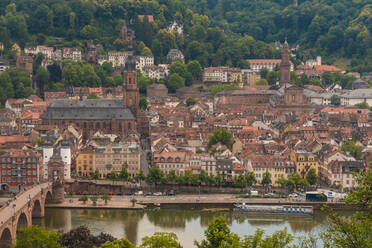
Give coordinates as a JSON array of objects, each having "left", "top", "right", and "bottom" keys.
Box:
[
  {"left": 84, "top": 122, "right": 87, "bottom": 129},
  {"left": 128, "top": 122, "right": 131, "bottom": 130}
]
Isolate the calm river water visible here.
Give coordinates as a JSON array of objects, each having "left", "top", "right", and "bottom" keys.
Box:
[{"left": 34, "top": 208, "right": 339, "bottom": 247}]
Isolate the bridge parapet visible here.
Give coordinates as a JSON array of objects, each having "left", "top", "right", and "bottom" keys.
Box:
[{"left": 0, "top": 182, "right": 53, "bottom": 247}]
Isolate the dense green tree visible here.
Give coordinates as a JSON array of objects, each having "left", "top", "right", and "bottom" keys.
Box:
[
  {"left": 119, "top": 166, "right": 129, "bottom": 181},
  {"left": 146, "top": 166, "right": 165, "bottom": 185},
  {"left": 232, "top": 174, "right": 247, "bottom": 188},
  {"left": 287, "top": 173, "right": 302, "bottom": 191},
  {"left": 322, "top": 171, "right": 372, "bottom": 247},
  {"left": 61, "top": 226, "right": 115, "bottom": 248},
  {"left": 245, "top": 171, "right": 257, "bottom": 187},
  {"left": 355, "top": 102, "right": 370, "bottom": 110},
  {"left": 186, "top": 60, "right": 202, "bottom": 81},
  {"left": 91, "top": 169, "right": 100, "bottom": 180},
  {"left": 306, "top": 168, "right": 318, "bottom": 186},
  {"left": 186, "top": 98, "right": 197, "bottom": 106},
  {"left": 262, "top": 171, "right": 272, "bottom": 189},
  {"left": 15, "top": 226, "right": 62, "bottom": 248},
  {"left": 141, "top": 232, "right": 182, "bottom": 248},
  {"left": 166, "top": 170, "right": 178, "bottom": 184},
  {"left": 108, "top": 171, "right": 118, "bottom": 181},
  {"left": 47, "top": 64, "right": 62, "bottom": 83},
  {"left": 342, "top": 141, "right": 363, "bottom": 160},
  {"left": 170, "top": 60, "right": 192, "bottom": 85},
  {"left": 134, "top": 170, "right": 146, "bottom": 183},
  {"left": 167, "top": 73, "right": 185, "bottom": 93},
  {"left": 99, "top": 238, "right": 135, "bottom": 248},
  {"left": 139, "top": 97, "right": 148, "bottom": 110},
  {"left": 195, "top": 216, "right": 240, "bottom": 248},
  {"left": 331, "top": 95, "right": 341, "bottom": 106},
  {"left": 208, "top": 129, "right": 233, "bottom": 149},
  {"left": 215, "top": 172, "right": 223, "bottom": 187},
  {"left": 256, "top": 78, "right": 268, "bottom": 85}
]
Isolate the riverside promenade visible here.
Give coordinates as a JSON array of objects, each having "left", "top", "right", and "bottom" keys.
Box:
[{"left": 45, "top": 194, "right": 353, "bottom": 210}]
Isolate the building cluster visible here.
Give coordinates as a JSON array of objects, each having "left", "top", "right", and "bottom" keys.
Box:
[
  {"left": 142, "top": 81, "right": 369, "bottom": 190},
  {"left": 0, "top": 38, "right": 371, "bottom": 194},
  {"left": 0, "top": 57, "right": 146, "bottom": 191}
]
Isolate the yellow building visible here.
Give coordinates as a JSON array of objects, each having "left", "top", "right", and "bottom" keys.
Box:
[
  {"left": 248, "top": 155, "right": 295, "bottom": 186},
  {"left": 290, "top": 151, "right": 320, "bottom": 178},
  {"left": 229, "top": 69, "right": 243, "bottom": 83},
  {"left": 76, "top": 147, "right": 95, "bottom": 177}
]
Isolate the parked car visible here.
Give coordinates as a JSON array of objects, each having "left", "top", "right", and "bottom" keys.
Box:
[
  {"left": 135, "top": 191, "right": 143, "bottom": 196},
  {"left": 167, "top": 190, "right": 175, "bottom": 196},
  {"left": 108, "top": 192, "right": 115, "bottom": 195},
  {"left": 153, "top": 192, "right": 162, "bottom": 196},
  {"left": 264, "top": 193, "right": 275, "bottom": 198},
  {"left": 115, "top": 192, "right": 123, "bottom": 196},
  {"left": 124, "top": 192, "right": 133, "bottom": 196},
  {"left": 288, "top": 193, "right": 298, "bottom": 198},
  {"left": 144, "top": 192, "right": 152, "bottom": 196}
]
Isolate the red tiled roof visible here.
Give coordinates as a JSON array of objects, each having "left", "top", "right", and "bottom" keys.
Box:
[
  {"left": 314, "top": 65, "right": 341, "bottom": 72},
  {"left": 0, "top": 136, "right": 31, "bottom": 144}
]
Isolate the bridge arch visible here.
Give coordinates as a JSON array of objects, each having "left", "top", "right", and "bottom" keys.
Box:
[
  {"left": 16, "top": 213, "right": 28, "bottom": 231},
  {"left": 0, "top": 228, "right": 12, "bottom": 247},
  {"left": 45, "top": 191, "right": 53, "bottom": 204},
  {"left": 32, "top": 200, "right": 42, "bottom": 218}
]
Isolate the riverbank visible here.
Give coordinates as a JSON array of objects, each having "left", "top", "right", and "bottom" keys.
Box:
[
  {"left": 44, "top": 194, "right": 367, "bottom": 211},
  {"left": 46, "top": 198, "right": 145, "bottom": 210}
]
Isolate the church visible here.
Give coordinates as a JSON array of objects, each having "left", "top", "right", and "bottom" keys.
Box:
[{"left": 41, "top": 56, "right": 148, "bottom": 140}]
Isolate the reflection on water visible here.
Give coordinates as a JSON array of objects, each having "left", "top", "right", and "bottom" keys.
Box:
[{"left": 34, "top": 208, "right": 338, "bottom": 247}]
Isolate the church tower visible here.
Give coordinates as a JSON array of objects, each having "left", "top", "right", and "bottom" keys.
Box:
[
  {"left": 123, "top": 55, "right": 139, "bottom": 116},
  {"left": 280, "top": 40, "right": 291, "bottom": 85}
]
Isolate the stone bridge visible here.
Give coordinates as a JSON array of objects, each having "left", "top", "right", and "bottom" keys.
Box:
[{"left": 0, "top": 182, "right": 58, "bottom": 247}]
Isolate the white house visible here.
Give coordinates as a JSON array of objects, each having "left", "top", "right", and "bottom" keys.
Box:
[{"left": 341, "top": 89, "right": 372, "bottom": 106}]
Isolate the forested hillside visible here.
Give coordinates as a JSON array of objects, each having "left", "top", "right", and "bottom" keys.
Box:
[
  {"left": 0, "top": 0, "right": 279, "bottom": 68},
  {"left": 185, "top": 0, "right": 372, "bottom": 72},
  {"left": 1, "top": 0, "right": 372, "bottom": 72}
]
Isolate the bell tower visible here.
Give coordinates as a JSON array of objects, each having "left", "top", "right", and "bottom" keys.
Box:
[
  {"left": 123, "top": 55, "right": 139, "bottom": 115},
  {"left": 280, "top": 40, "right": 291, "bottom": 85}
]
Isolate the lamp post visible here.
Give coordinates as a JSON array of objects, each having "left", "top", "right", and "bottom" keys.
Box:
[{"left": 12, "top": 203, "right": 16, "bottom": 222}]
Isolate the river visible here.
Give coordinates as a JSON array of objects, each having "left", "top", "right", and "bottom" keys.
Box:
[{"left": 34, "top": 208, "right": 341, "bottom": 247}]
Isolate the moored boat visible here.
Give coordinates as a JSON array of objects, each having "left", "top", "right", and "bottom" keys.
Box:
[{"left": 234, "top": 203, "right": 313, "bottom": 215}]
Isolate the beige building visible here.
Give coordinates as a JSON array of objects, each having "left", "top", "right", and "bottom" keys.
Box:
[
  {"left": 107, "top": 51, "right": 131, "bottom": 68},
  {"left": 136, "top": 55, "right": 154, "bottom": 71},
  {"left": 247, "top": 59, "right": 294, "bottom": 72},
  {"left": 203, "top": 67, "right": 242, "bottom": 83},
  {"left": 94, "top": 142, "right": 141, "bottom": 178},
  {"left": 242, "top": 69, "right": 261, "bottom": 85},
  {"left": 153, "top": 150, "right": 192, "bottom": 176}
]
